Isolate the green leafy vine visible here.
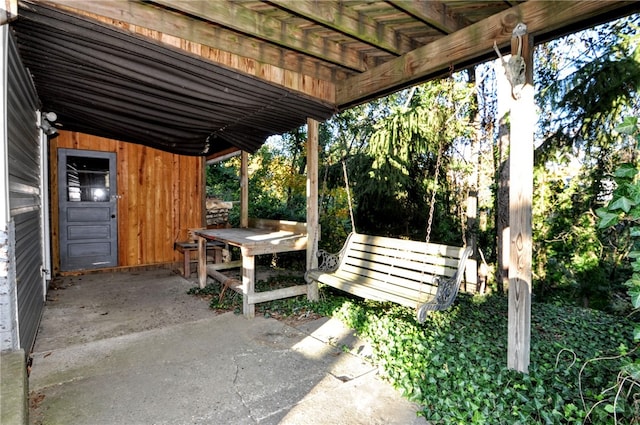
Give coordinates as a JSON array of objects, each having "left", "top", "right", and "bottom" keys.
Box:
[{"left": 596, "top": 116, "right": 640, "bottom": 423}]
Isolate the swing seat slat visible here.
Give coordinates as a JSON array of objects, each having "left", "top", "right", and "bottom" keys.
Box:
[{"left": 305, "top": 233, "right": 472, "bottom": 323}]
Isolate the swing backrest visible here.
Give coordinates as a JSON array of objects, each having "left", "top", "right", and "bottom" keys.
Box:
[
  {"left": 338, "top": 233, "right": 465, "bottom": 295},
  {"left": 306, "top": 232, "right": 471, "bottom": 322}
]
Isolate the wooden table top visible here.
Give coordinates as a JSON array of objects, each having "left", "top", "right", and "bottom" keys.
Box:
[{"left": 194, "top": 227, "right": 307, "bottom": 256}]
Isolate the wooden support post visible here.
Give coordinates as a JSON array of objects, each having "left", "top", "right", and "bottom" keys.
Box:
[
  {"left": 201, "top": 156, "right": 207, "bottom": 228},
  {"left": 242, "top": 253, "right": 255, "bottom": 318},
  {"left": 198, "top": 236, "right": 207, "bottom": 289},
  {"left": 507, "top": 27, "right": 534, "bottom": 373},
  {"left": 496, "top": 54, "right": 512, "bottom": 294},
  {"left": 240, "top": 150, "right": 248, "bottom": 228},
  {"left": 306, "top": 118, "right": 319, "bottom": 301},
  {"left": 466, "top": 72, "right": 480, "bottom": 292}
]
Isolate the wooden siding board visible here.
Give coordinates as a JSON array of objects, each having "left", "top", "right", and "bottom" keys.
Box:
[
  {"left": 117, "top": 141, "right": 128, "bottom": 266},
  {"left": 51, "top": 131, "right": 202, "bottom": 272},
  {"left": 172, "top": 153, "right": 181, "bottom": 262},
  {"left": 128, "top": 142, "right": 140, "bottom": 264}
]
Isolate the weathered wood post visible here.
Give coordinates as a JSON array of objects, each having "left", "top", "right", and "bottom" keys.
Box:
[
  {"left": 496, "top": 57, "right": 512, "bottom": 295},
  {"left": 240, "top": 150, "right": 248, "bottom": 228},
  {"left": 466, "top": 68, "right": 480, "bottom": 292},
  {"left": 507, "top": 24, "right": 534, "bottom": 373},
  {"left": 306, "top": 118, "right": 319, "bottom": 301}
]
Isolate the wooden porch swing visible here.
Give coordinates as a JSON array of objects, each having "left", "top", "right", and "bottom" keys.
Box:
[{"left": 305, "top": 149, "right": 472, "bottom": 324}]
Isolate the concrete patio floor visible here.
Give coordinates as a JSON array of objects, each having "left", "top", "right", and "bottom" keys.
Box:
[{"left": 28, "top": 268, "right": 428, "bottom": 425}]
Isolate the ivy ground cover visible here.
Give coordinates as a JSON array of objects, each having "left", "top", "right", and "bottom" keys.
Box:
[{"left": 325, "top": 292, "right": 638, "bottom": 424}]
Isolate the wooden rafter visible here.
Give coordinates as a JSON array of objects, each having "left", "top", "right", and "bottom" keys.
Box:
[
  {"left": 270, "top": 0, "right": 414, "bottom": 56},
  {"left": 387, "top": 0, "right": 467, "bottom": 34},
  {"left": 149, "top": 0, "right": 367, "bottom": 72},
  {"left": 336, "top": 0, "right": 634, "bottom": 108},
  {"left": 40, "top": 0, "right": 342, "bottom": 94},
  {"left": 37, "top": 0, "right": 638, "bottom": 110}
]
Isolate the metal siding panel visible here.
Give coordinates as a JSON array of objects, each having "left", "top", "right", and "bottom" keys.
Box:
[
  {"left": 15, "top": 212, "right": 44, "bottom": 350},
  {"left": 8, "top": 31, "right": 43, "bottom": 353}
]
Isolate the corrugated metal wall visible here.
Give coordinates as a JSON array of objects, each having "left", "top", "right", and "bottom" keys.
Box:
[{"left": 7, "top": 30, "right": 44, "bottom": 352}]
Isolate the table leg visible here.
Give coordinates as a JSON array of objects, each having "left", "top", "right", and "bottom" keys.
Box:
[
  {"left": 214, "top": 247, "right": 223, "bottom": 264},
  {"left": 242, "top": 254, "right": 255, "bottom": 318},
  {"left": 198, "top": 236, "right": 207, "bottom": 289},
  {"left": 183, "top": 248, "right": 191, "bottom": 278}
]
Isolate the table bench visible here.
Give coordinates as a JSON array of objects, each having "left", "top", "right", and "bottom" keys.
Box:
[
  {"left": 174, "top": 240, "right": 226, "bottom": 278},
  {"left": 304, "top": 233, "right": 472, "bottom": 323}
]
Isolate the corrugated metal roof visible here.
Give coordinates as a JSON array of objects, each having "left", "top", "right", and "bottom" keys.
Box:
[{"left": 11, "top": 3, "right": 335, "bottom": 156}]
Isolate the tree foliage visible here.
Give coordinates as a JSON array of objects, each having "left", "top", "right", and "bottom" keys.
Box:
[
  {"left": 532, "top": 17, "right": 640, "bottom": 308},
  {"left": 203, "top": 14, "right": 640, "bottom": 314},
  {"left": 596, "top": 116, "right": 640, "bottom": 423},
  {"left": 353, "top": 79, "right": 474, "bottom": 242}
]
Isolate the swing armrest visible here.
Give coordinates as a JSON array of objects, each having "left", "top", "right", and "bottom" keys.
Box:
[
  {"left": 315, "top": 249, "right": 341, "bottom": 272},
  {"left": 305, "top": 233, "right": 354, "bottom": 284},
  {"left": 416, "top": 275, "right": 459, "bottom": 323},
  {"left": 309, "top": 233, "right": 353, "bottom": 273},
  {"left": 304, "top": 249, "right": 341, "bottom": 284},
  {"left": 416, "top": 246, "right": 473, "bottom": 323}
]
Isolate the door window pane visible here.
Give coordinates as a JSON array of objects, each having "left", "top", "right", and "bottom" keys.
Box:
[{"left": 66, "top": 156, "right": 110, "bottom": 202}]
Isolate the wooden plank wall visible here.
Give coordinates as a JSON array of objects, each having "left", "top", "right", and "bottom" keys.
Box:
[{"left": 50, "top": 131, "right": 204, "bottom": 275}]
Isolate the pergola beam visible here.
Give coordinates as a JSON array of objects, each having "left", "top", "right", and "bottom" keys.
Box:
[
  {"left": 336, "top": 0, "right": 633, "bottom": 108},
  {"left": 270, "top": 0, "right": 413, "bottom": 55},
  {"left": 150, "top": 0, "right": 368, "bottom": 72},
  {"left": 387, "top": 0, "right": 467, "bottom": 34}
]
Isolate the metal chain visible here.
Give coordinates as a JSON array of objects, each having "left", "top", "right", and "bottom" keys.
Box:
[
  {"left": 342, "top": 160, "right": 356, "bottom": 233},
  {"left": 425, "top": 142, "right": 444, "bottom": 244}
]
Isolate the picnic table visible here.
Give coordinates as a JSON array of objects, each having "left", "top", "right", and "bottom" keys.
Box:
[{"left": 195, "top": 219, "right": 309, "bottom": 318}]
